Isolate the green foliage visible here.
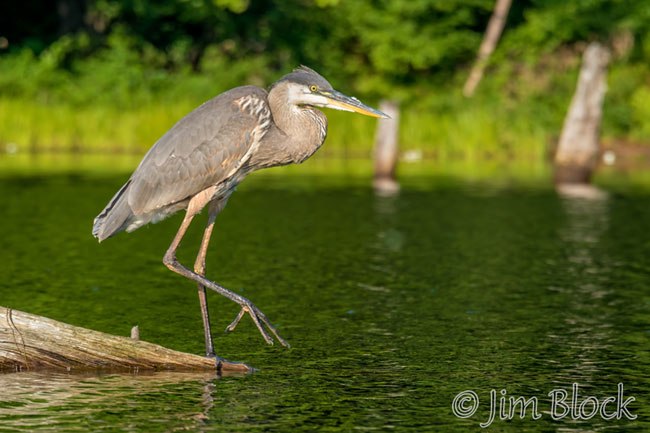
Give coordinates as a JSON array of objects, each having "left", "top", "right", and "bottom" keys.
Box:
[
  {"left": 0, "top": 88, "right": 553, "bottom": 160},
  {"left": 318, "top": 0, "right": 494, "bottom": 96},
  {"left": 2, "top": 0, "right": 650, "bottom": 158}
]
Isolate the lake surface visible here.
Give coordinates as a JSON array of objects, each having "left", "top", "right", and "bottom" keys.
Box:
[{"left": 0, "top": 156, "right": 649, "bottom": 431}]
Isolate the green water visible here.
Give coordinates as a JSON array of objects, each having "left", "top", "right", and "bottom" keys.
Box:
[{"left": 1, "top": 157, "right": 649, "bottom": 431}]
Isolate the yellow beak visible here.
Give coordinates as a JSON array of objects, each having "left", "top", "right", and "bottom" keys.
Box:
[{"left": 319, "top": 90, "right": 390, "bottom": 119}]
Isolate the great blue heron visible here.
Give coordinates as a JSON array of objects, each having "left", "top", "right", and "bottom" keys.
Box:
[{"left": 92, "top": 66, "right": 388, "bottom": 357}]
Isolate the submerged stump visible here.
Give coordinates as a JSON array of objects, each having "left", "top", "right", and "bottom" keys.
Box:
[
  {"left": 554, "top": 42, "right": 611, "bottom": 184},
  {"left": 0, "top": 306, "right": 251, "bottom": 373},
  {"left": 373, "top": 99, "right": 401, "bottom": 194}
]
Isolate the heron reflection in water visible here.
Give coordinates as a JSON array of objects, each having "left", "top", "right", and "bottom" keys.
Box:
[{"left": 93, "top": 66, "right": 389, "bottom": 358}]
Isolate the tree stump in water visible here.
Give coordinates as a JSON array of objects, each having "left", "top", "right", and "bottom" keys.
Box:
[
  {"left": 554, "top": 42, "right": 611, "bottom": 184},
  {"left": 0, "top": 306, "right": 251, "bottom": 373},
  {"left": 373, "top": 99, "right": 401, "bottom": 194}
]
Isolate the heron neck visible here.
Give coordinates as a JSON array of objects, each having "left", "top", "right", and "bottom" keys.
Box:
[{"left": 268, "top": 90, "right": 328, "bottom": 164}]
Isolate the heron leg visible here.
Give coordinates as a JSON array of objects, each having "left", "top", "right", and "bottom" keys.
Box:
[
  {"left": 193, "top": 200, "right": 222, "bottom": 358},
  {"left": 163, "top": 201, "right": 290, "bottom": 349}
]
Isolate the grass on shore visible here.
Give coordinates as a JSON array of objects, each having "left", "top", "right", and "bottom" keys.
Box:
[{"left": 0, "top": 95, "right": 554, "bottom": 163}]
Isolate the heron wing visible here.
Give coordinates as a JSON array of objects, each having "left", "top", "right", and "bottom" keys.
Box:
[{"left": 126, "top": 86, "right": 271, "bottom": 216}]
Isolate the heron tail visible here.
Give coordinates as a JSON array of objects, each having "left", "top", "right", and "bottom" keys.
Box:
[{"left": 92, "top": 180, "right": 133, "bottom": 242}]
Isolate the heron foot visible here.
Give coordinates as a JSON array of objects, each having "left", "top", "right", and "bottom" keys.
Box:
[
  {"left": 226, "top": 301, "right": 290, "bottom": 348},
  {"left": 205, "top": 352, "right": 219, "bottom": 360}
]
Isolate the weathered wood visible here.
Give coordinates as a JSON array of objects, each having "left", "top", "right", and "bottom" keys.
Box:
[
  {"left": 554, "top": 42, "right": 611, "bottom": 184},
  {"left": 463, "top": 0, "right": 512, "bottom": 97},
  {"left": 373, "top": 99, "right": 400, "bottom": 194},
  {"left": 0, "top": 306, "right": 251, "bottom": 373}
]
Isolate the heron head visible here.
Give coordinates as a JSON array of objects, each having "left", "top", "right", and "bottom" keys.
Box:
[{"left": 271, "top": 66, "right": 390, "bottom": 119}]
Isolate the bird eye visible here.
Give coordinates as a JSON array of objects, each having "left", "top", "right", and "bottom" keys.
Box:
[{"left": 309, "top": 85, "right": 318, "bottom": 92}]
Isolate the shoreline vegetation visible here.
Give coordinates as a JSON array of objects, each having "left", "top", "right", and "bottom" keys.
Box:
[
  {"left": 2, "top": 1, "right": 650, "bottom": 163},
  {"left": 2, "top": 91, "right": 649, "bottom": 160},
  {"left": 3, "top": 152, "right": 650, "bottom": 192}
]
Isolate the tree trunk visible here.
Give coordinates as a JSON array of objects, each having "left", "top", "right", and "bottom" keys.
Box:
[
  {"left": 554, "top": 42, "right": 611, "bottom": 184},
  {"left": 463, "top": 0, "right": 512, "bottom": 97},
  {"left": 373, "top": 99, "right": 400, "bottom": 194},
  {"left": 57, "top": 0, "right": 86, "bottom": 36},
  {"left": 0, "top": 306, "right": 251, "bottom": 373}
]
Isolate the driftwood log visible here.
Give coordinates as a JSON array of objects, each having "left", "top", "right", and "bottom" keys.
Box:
[{"left": 0, "top": 306, "right": 251, "bottom": 373}]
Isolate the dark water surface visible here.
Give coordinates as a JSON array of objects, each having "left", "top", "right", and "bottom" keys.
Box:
[{"left": 1, "top": 159, "right": 649, "bottom": 431}]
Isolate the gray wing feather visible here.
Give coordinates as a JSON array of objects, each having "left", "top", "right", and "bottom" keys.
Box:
[
  {"left": 93, "top": 85, "right": 269, "bottom": 241},
  {"left": 92, "top": 179, "right": 132, "bottom": 241},
  {"left": 127, "top": 86, "right": 267, "bottom": 216}
]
